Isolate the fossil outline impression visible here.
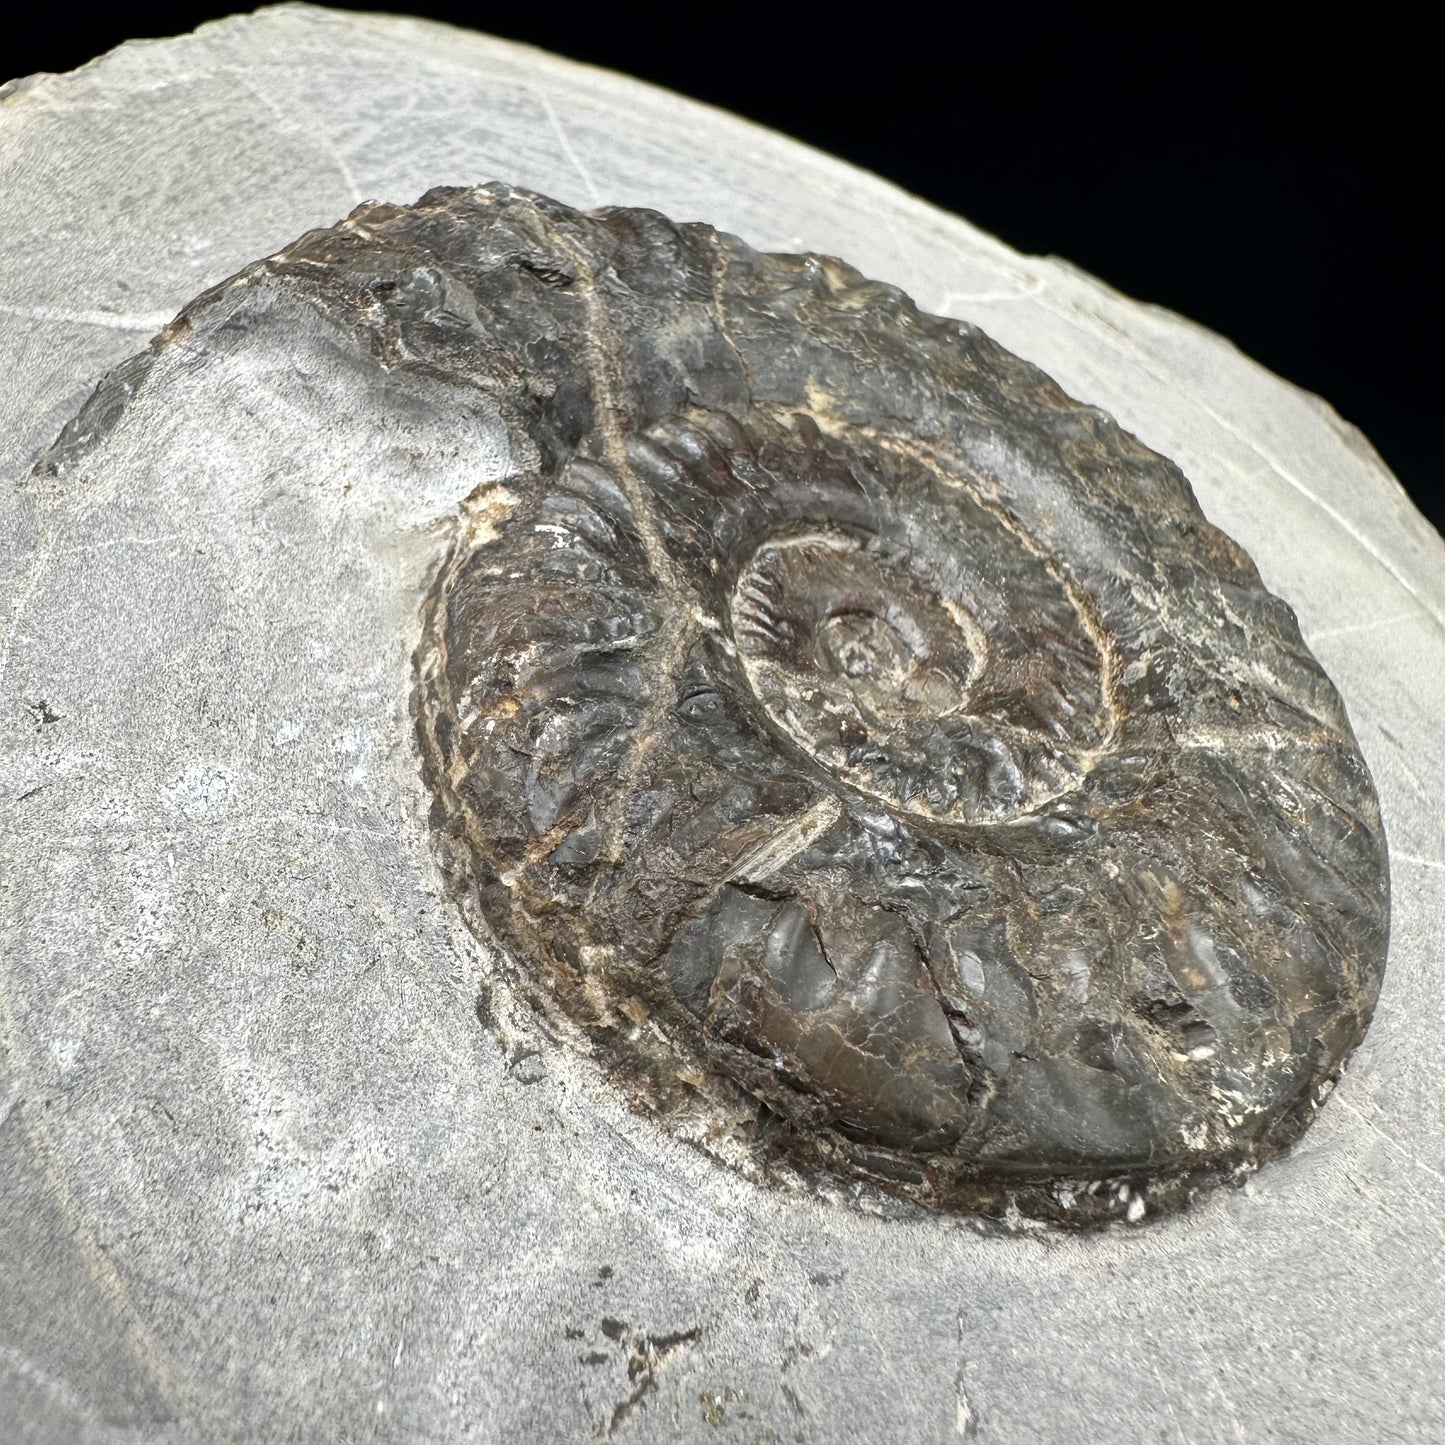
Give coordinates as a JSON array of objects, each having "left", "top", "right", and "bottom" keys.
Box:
[{"left": 80, "top": 183, "right": 1377, "bottom": 1225}]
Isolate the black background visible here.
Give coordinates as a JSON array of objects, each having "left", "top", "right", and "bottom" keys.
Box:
[{"left": 7, "top": 4, "right": 1439, "bottom": 533}]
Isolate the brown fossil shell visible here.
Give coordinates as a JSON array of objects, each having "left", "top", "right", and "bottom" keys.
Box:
[{"left": 395, "top": 186, "right": 1389, "bottom": 1224}]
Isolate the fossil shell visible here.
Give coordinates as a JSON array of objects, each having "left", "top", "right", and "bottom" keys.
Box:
[
  {"left": 49, "top": 184, "right": 1390, "bottom": 1225},
  {"left": 399, "top": 185, "right": 1390, "bottom": 1222}
]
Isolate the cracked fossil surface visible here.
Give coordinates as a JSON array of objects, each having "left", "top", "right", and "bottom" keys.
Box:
[{"left": 48, "top": 184, "right": 1390, "bottom": 1225}]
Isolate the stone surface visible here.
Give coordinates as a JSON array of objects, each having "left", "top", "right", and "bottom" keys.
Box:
[{"left": 1, "top": 6, "right": 1441, "bottom": 1442}]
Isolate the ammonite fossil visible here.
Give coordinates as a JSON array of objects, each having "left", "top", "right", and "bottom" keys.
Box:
[{"left": 53, "top": 184, "right": 1391, "bottom": 1225}]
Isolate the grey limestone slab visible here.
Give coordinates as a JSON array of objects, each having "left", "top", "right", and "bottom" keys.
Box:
[{"left": 1, "top": 7, "right": 1441, "bottom": 1442}]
